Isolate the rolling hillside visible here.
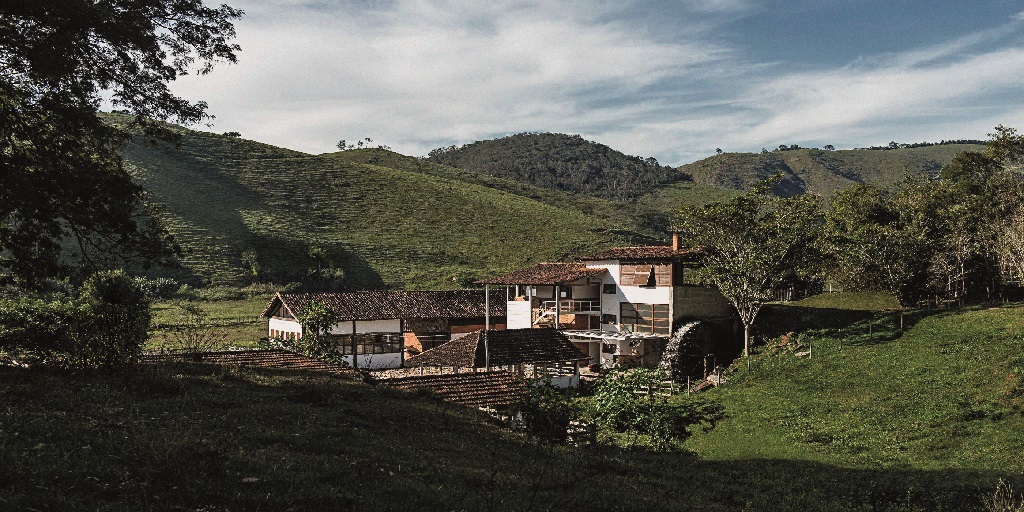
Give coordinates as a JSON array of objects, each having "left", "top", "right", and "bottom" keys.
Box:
[
  {"left": 426, "top": 132, "right": 689, "bottom": 200},
  {"left": 121, "top": 124, "right": 627, "bottom": 289},
  {"left": 681, "top": 145, "right": 983, "bottom": 197},
  {"left": 118, "top": 117, "right": 987, "bottom": 289}
]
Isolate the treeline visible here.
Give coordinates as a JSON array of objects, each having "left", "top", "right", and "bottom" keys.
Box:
[
  {"left": 856, "top": 139, "right": 987, "bottom": 151},
  {"left": 764, "top": 139, "right": 985, "bottom": 153},
  {"left": 427, "top": 132, "right": 690, "bottom": 201},
  {"left": 676, "top": 126, "right": 1024, "bottom": 354},
  {"left": 821, "top": 128, "right": 1023, "bottom": 306}
]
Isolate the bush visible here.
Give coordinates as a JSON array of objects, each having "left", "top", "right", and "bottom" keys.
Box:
[
  {"left": 167, "top": 301, "right": 226, "bottom": 356},
  {"left": 0, "top": 297, "right": 90, "bottom": 363},
  {"left": 0, "top": 270, "right": 150, "bottom": 368},
  {"left": 518, "top": 380, "right": 576, "bottom": 444},
  {"left": 591, "top": 368, "right": 726, "bottom": 451},
  {"left": 77, "top": 270, "right": 150, "bottom": 368},
  {"left": 293, "top": 301, "right": 343, "bottom": 362}
]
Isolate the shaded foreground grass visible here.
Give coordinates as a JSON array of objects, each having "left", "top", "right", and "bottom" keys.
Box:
[{"left": 1, "top": 362, "right": 1019, "bottom": 511}]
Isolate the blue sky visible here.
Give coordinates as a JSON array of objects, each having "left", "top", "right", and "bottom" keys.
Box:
[{"left": 170, "top": 0, "right": 1024, "bottom": 165}]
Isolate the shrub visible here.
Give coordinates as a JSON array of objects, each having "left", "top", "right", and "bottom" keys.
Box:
[
  {"left": 77, "top": 270, "right": 150, "bottom": 368},
  {"left": 0, "top": 270, "right": 150, "bottom": 368},
  {"left": 167, "top": 301, "right": 226, "bottom": 356},
  {"left": 0, "top": 297, "right": 90, "bottom": 363},
  {"left": 518, "top": 380, "right": 576, "bottom": 444},
  {"left": 591, "top": 368, "right": 726, "bottom": 451}
]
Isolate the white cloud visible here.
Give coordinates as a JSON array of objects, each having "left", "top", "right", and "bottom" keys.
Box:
[
  {"left": 171, "top": 0, "right": 733, "bottom": 158},
  {"left": 168, "top": 0, "right": 1024, "bottom": 165}
]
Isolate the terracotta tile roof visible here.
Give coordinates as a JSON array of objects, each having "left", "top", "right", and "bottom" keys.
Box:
[
  {"left": 475, "top": 262, "right": 606, "bottom": 285},
  {"left": 578, "top": 246, "right": 699, "bottom": 261},
  {"left": 406, "top": 328, "right": 589, "bottom": 368},
  {"left": 379, "top": 371, "right": 526, "bottom": 408},
  {"left": 139, "top": 349, "right": 354, "bottom": 375},
  {"left": 261, "top": 289, "right": 506, "bottom": 321}
]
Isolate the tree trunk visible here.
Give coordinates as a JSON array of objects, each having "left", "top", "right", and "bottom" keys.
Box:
[{"left": 743, "top": 323, "right": 750, "bottom": 357}]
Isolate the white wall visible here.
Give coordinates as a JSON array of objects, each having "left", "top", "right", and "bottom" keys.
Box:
[
  {"left": 507, "top": 300, "right": 533, "bottom": 329},
  {"left": 548, "top": 373, "right": 580, "bottom": 388},
  {"left": 329, "top": 319, "right": 402, "bottom": 334},
  {"left": 588, "top": 259, "right": 671, "bottom": 331},
  {"left": 269, "top": 317, "right": 302, "bottom": 336}
]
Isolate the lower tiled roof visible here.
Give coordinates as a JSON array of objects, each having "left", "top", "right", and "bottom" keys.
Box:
[
  {"left": 406, "top": 328, "right": 589, "bottom": 368},
  {"left": 139, "top": 349, "right": 354, "bottom": 375},
  {"left": 379, "top": 371, "right": 526, "bottom": 408}
]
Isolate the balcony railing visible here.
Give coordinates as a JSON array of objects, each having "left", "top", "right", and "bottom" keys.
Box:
[{"left": 540, "top": 299, "right": 601, "bottom": 314}]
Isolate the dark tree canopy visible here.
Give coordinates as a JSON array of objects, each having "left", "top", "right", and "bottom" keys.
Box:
[
  {"left": 0, "top": 0, "right": 241, "bottom": 286},
  {"left": 426, "top": 133, "right": 689, "bottom": 201}
]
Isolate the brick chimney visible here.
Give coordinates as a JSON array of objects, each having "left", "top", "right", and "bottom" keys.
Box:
[{"left": 672, "top": 233, "right": 681, "bottom": 251}]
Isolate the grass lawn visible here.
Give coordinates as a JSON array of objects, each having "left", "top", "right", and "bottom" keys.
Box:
[
  {"left": 3, "top": 294, "right": 1023, "bottom": 510},
  {"left": 689, "top": 301, "right": 1024, "bottom": 475},
  {"left": 1, "top": 361, "right": 1018, "bottom": 511},
  {"left": 148, "top": 298, "right": 268, "bottom": 350}
]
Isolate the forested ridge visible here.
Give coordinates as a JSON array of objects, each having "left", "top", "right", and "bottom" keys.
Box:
[{"left": 427, "top": 132, "right": 689, "bottom": 200}]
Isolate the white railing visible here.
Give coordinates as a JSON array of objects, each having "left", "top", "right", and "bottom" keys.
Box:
[{"left": 540, "top": 299, "right": 601, "bottom": 313}]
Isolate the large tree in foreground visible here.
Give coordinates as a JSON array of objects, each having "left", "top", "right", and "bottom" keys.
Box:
[
  {"left": 0, "top": 0, "right": 241, "bottom": 286},
  {"left": 676, "top": 178, "right": 822, "bottom": 357}
]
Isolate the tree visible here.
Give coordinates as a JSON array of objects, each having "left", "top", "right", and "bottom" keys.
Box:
[
  {"left": 824, "top": 183, "right": 936, "bottom": 310},
  {"left": 295, "top": 301, "right": 343, "bottom": 362},
  {"left": 240, "top": 249, "right": 262, "bottom": 281},
  {"left": 0, "top": 0, "right": 242, "bottom": 286},
  {"left": 930, "top": 126, "right": 1024, "bottom": 298},
  {"left": 78, "top": 270, "right": 151, "bottom": 368},
  {"left": 823, "top": 145, "right": 835, "bottom": 151},
  {"left": 997, "top": 208, "right": 1024, "bottom": 284},
  {"left": 676, "top": 178, "right": 822, "bottom": 356}
]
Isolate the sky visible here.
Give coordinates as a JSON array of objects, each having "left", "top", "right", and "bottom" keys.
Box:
[{"left": 169, "top": 0, "right": 1024, "bottom": 166}]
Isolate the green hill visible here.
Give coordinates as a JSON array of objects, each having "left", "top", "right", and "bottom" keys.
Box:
[
  {"left": 681, "top": 145, "right": 983, "bottom": 197},
  {"left": 120, "top": 125, "right": 625, "bottom": 289},
  {"left": 426, "top": 132, "right": 689, "bottom": 201}
]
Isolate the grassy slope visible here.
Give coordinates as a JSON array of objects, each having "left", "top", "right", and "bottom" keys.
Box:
[
  {"left": 328, "top": 148, "right": 666, "bottom": 243},
  {"left": 690, "top": 298, "right": 1024, "bottom": 476},
  {"left": 123, "top": 128, "right": 619, "bottom": 289},
  {"left": 1, "top": 358, "right": 1018, "bottom": 511},
  {"left": 681, "top": 145, "right": 982, "bottom": 198}
]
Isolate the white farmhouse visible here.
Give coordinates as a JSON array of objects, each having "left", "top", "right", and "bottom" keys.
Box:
[
  {"left": 261, "top": 290, "right": 506, "bottom": 369},
  {"left": 477, "top": 235, "right": 739, "bottom": 369}
]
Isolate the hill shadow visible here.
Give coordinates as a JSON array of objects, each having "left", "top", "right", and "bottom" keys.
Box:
[
  {"left": 556, "top": 450, "right": 1022, "bottom": 512},
  {"left": 755, "top": 304, "right": 953, "bottom": 346}
]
